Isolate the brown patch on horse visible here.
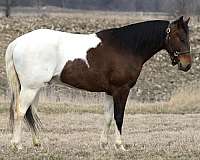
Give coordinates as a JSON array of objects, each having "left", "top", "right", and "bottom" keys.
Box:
[
  {"left": 60, "top": 44, "right": 142, "bottom": 94},
  {"left": 60, "top": 58, "right": 108, "bottom": 92}
]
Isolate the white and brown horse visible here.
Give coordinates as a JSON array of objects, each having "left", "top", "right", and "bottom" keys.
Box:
[{"left": 5, "top": 16, "right": 191, "bottom": 150}]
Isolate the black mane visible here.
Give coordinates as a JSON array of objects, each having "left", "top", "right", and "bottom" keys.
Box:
[{"left": 97, "top": 20, "right": 169, "bottom": 56}]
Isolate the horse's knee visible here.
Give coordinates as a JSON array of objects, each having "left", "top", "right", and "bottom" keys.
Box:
[
  {"left": 17, "top": 88, "right": 39, "bottom": 117},
  {"left": 15, "top": 105, "right": 27, "bottom": 119}
]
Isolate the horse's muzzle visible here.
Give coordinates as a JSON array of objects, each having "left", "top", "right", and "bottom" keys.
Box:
[{"left": 177, "top": 54, "right": 192, "bottom": 72}]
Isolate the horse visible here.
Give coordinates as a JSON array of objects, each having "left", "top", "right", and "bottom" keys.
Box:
[{"left": 5, "top": 16, "right": 191, "bottom": 150}]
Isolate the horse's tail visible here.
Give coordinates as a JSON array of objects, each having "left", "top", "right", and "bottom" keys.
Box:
[
  {"left": 5, "top": 41, "right": 19, "bottom": 133},
  {"left": 5, "top": 41, "right": 42, "bottom": 134}
]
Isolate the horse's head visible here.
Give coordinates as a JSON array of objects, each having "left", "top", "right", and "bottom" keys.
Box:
[{"left": 165, "top": 16, "right": 191, "bottom": 72}]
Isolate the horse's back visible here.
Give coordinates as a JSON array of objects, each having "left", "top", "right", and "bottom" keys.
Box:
[{"left": 13, "top": 29, "right": 61, "bottom": 49}]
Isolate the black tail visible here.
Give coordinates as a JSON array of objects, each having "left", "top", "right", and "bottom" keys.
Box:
[
  {"left": 24, "top": 106, "right": 43, "bottom": 134},
  {"left": 9, "top": 93, "right": 14, "bottom": 133}
]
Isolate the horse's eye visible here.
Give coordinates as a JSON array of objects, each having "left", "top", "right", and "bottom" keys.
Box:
[{"left": 180, "top": 38, "right": 185, "bottom": 43}]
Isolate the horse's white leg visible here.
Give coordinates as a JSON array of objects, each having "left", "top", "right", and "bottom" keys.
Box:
[
  {"left": 30, "top": 91, "right": 41, "bottom": 147},
  {"left": 114, "top": 122, "right": 126, "bottom": 151},
  {"left": 100, "top": 94, "right": 114, "bottom": 149},
  {"left": 11, "top": 87, "right": 39, "bottom": 150}
]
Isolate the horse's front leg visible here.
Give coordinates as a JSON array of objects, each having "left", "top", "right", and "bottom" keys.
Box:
[
  {"left": 100, "top": 94, "right": 114, "bottom": 149},
  {"left": 113, "top": 86, "right": 130, "bottom": 151}
]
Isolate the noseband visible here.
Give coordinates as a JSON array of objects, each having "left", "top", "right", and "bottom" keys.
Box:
[{"left": 165, "top": 23, "right": 190, "bottom": 57}]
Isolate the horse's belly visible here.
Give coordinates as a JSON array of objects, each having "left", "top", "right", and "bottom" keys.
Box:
[{"left": 60, "top": 59, "right": 109, "bottom": 92}]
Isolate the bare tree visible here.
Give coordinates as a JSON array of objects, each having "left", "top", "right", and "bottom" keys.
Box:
[
  {"left": 1, "top": 0, "right": 200, "bottom": 15},
  {"left": 5, "top": 0, "right": 11, "bottom": 17},
  {"left": 62, "top": 0, "right": 65, "bottom": 8},
  {"left": 195, "top": 1, "right": 200, "bottom": 22},
  {"left": 32, "top": 0, "right": 43, "bottom": 12},
  {"left": 36, "top": 0, "right": 41, "bottom": 11}
]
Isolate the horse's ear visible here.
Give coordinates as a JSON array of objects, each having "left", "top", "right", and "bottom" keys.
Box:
[
  {"left": 179, "top": 16, "right": 184, "bottom": 22},
  {"left": 184, "top": 17, "right": 190, "bottom": 25},
  {"left": 177, "top": 16, "right": 184, "bottom": 28}
]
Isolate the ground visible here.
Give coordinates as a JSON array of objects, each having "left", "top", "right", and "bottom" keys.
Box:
[{"left": 1, "top": 111, "right": 200, "bottom": 160}]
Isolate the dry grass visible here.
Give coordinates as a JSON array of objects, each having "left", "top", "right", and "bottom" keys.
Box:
[
  {"left": 1, "top": 113, "right": 200, "bottom": 159},
  {"left": 0, "top": 81, "right": 200, "bottom": 160},
  {"left": 127, "top": 84, "right": 200, "bottom": 114},
  {"left": 1, "top": 83, "right": 200, "bottom": 115}
]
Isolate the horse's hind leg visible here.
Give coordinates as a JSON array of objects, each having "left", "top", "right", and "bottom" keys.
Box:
[
  {"left": 100, "top": 94, "right": 114, "bottom": 149},
  {"left": 11, "top": 87, "right": 39, "bottom": 150},
  {"left": 28, "top": 91, "right": 42, "bottom": 147}
]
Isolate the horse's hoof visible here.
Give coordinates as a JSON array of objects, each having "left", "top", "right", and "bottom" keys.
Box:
[
  {"left": 114, "top": 144, "right": 127, "bottom": 152},
  {"left": 33, "top": 142, "right": 41, "bottom": 147},
  {"left": 33, "top": 140, "right": 41, "bottom": 147}
]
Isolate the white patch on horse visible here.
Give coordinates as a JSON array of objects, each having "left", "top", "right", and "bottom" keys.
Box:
[
  {"left": 11, "top": 29, "right": 101, "bottom": 88},
  {"left": 59, "top": 33, "right": 101, "bottom": 68}
]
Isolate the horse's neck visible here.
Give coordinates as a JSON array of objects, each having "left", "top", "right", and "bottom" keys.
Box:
[
  {"left": 140, "top": 43, "right": 165, "bottom": 65},
  {"left": 97, "top": 21, "right": 168, "bottom": 65},
  {"left": 117, "top": 23, "right": 167, "bottom": 64},
  {"left": 139, "top": 28, "right": 168, "bottom": 64},
  {"left": 137, "top": 30, "right": 167, "bottom": 65}
]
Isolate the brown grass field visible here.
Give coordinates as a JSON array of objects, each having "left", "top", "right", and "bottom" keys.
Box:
[
  {"left": 1, "top": 110, "right": 200, "bottom": 159},
  {"left": 0, "top": 10, "right": 200, "bottom": 159},
  {"left": 0, "top": 86, "right": 200, "bottom": 159}
]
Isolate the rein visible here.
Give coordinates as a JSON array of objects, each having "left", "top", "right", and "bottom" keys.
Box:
[
  {"left": 174, "top": 50, "right": 190, "bottom": 56},
  {"left": 165, "top": 23, "right": 190, "bottom": 57}
]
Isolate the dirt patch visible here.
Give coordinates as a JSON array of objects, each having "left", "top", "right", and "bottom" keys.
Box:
[{"left": 1, "top": 112, "right": 200, "bottom": 159}]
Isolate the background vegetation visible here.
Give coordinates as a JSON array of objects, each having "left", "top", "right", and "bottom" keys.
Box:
[{"left": 1, "top": 0, "right": 200, "bottom": 17}]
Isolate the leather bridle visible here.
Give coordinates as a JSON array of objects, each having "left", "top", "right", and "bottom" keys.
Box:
[{"left": 165, "top": 23, "right": 190, "bottom": 57}]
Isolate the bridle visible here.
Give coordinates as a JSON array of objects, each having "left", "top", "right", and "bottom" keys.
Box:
[{"left": 165, "top": 23, "right": 190, "bottom": 58}]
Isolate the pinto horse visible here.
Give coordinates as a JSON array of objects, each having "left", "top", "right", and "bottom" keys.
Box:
[{"left": 6, "top": 16, "right": 191, "bottom": 150}]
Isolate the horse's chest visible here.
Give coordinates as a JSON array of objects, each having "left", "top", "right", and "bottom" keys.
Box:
[{"left": 60, "top": 59, "right": 109, "bottom": 92}]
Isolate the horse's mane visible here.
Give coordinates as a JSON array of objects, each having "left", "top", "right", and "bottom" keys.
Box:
[{"left": 97, "top": 20, "right": 170, "bottom": 54}]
